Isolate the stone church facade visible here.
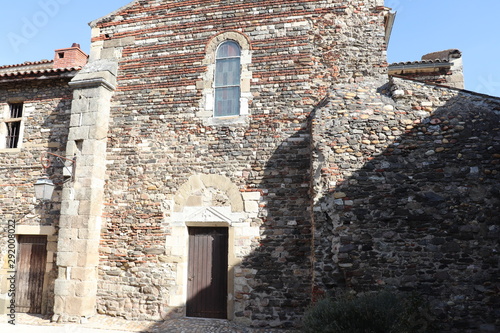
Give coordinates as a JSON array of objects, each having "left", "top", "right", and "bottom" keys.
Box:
[{"left": 0, "top": 0, "right": 498, "bottom": 331}]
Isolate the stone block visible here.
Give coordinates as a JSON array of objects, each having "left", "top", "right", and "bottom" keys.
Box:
[
  {"left": 66, "top": 215, "right": 89, "bottom": 229},
  {"left": 76, "top": 154, "right": 98, "bottom": 167},
  {"left": 78, "top": 250, "right": 100, "bottom": 267},
  {"left": 46, "top": 250, "right": 55, "bottom": 263},
  {"left": 244, "top": 201, "right": 259, "bottom": 213},
  {"left": 71, "top": 99, "right": 89, "bottom": 113},
  {"left": 56, "top": 252, "right": 78, "bottom": 267},
  {"left": 188, "top": 175, "right": 204, "bottom": 192},
  {"left": 68, "top": 126, "right": 90, "bottom": 141},
  {"left": 58, "top": 227, "right": 78, "bottom": 240},
  {"left": 70, "top": 113, "right": 83, "bottom": 127},
  {"left": 53, "top": 296, "right": 66, "bottom": 314},
  {"left": 78, "top": 199, "right": 103, "bottom": 216},
  {"left": 54, "top": 279, "right": 74, "bottom": 297},
  {"left": 46, "top": 240, "right": 58, "bottom": 253},
  {"left": 74, "top": 187, "right": 93, "bottom": 201},
  {"left": 82, "top": 139, "right": 106, "bottom": 156},
  {"left": 228, "top": 188, "right": 244, "bottom": 212},
  {"left": 81, "top": 111, "right": 100, "bottom": 127},
  {"left": 58, "top": 239, "right": 79, "bottom": 254},
  {"left": 100, "top": 48, "right": 118, "bottom": 59},
  {"left": 78, "top": 228, "right": 100, "bottom": 240},
  {"left": 185, "top": 195, "right": 202, "bottom": 207},
  {"left": 65, "top": 295, "right": 97, "bottom": 316},
  {"left": 103, "top": 36, "right": 135, "bottom": 48},
  {"left": 71, "top": 239, "right": 90, "bottom": 254},
  {"left": 241, "top": 78, "right": 251, "bottom": 92},
  {"left": 61, "top": 186, "right": 76, "bottom": 201},
  {"left": 89, "top": 123, "right": 110, "bottom": 140},
  {"left": 60, "top": 200, "right": 80, "bottom": 216},
  {"left": 170, "top": 245, "right": 185, "bottom": 257},
  {"left": 242, "top": 191, "right": 261, "bottom": 201},
  {"left": 74, "top": 280, "right": 98, "bottom": 297}
]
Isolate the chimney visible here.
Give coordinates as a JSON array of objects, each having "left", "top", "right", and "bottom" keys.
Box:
[{"left": 53, "top": 43, "right": 88, "bottom": 69}]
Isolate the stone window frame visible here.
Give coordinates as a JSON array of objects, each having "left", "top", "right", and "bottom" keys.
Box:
[
  {"left": 197, "top": 31, "right": 252, "bottom": 126},
  {"left": 0, "top": 100, "right": 26, "bottom": 152}
]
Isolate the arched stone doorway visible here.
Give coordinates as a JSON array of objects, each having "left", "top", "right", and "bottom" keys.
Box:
[{"left": 166, "top": 174, "right": 261, "bottom": 321}]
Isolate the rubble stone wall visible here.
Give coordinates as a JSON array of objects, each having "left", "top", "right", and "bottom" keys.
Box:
[
  {"left": 311, "top": 77, "right": 500, "bottom": 332},
  {"left": 0, "top": 78, "right": 73, "bottom": 315}
]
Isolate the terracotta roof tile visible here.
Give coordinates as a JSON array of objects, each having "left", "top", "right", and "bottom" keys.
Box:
[
  {"left": 0, "top": 59, "right": 53, "bottom": 72},
  {"left": 421, "top": 49, "right": 461, "bottom": 61},
  {"left": 389, "top": 59, "right": 450, "bottom": 67},
  {"left": 0, "top": 65, "right": 83, "bottom": 78}
]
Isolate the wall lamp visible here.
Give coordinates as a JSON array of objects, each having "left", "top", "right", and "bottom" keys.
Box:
[
  {"left": 34, "top": 152, "right": 76, "bottom": 202},
  {"left": 34, "top": 176, "right": 55, "bottom": 202}
]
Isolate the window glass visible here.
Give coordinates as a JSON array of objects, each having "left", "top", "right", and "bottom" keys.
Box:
[
  {"left": 217, "top": 41, "right": 241, "bottom": 58},
  {"left": 215, "top": 87, "right": 240, "bottom": 117},
  {"left": 215, "top": 58, "right": 240, "bottom": 87},
  {"left": 214, "top": 41, "right": 241, "bottom": 117}
]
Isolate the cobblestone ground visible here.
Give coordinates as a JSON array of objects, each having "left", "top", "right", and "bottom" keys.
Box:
[{"left": 1, "top": 313, "right": 300, "bottom": 333}]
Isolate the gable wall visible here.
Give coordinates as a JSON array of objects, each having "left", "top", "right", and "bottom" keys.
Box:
[
  {"left": 89, "top": 0, "right": 388, "bottom": 326},
  {"left": 311, "top": 77, "right": 500, "bottom": 331}
]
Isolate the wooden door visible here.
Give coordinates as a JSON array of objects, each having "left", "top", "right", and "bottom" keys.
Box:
[
  {"left": 15, "top": 236, "right": 47, "bottom": 314},
  {"left": 187, "top": 227, "right": 228, "bottom": 319}
]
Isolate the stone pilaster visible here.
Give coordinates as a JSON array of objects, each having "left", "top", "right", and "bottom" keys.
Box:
[{"left": 53, "top": 60, "right": 117, "bottom": 323}]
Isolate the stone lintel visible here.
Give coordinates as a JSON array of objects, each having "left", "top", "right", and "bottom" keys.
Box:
[{"left": 15, "top": 225, "right": 56, "bottom": 235}]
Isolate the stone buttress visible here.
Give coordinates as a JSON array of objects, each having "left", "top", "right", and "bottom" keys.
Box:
[{"left": 52, "top": 60, "right": 117, "bottom": 322}]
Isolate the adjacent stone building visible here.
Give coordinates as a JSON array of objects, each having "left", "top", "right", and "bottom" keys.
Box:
[
  {"left": 0, "top": 0, "right": 498, "bottom": 332},
  {"left": 389, "top": 49, "right": 465, "bottom": 89},
  {"left": 0, "top": 44, "right": 87, "bottom": 314}
]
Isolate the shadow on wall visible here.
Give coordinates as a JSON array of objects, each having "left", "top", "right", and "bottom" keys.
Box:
[
  {"left": 42, "top": 96, "right": 72, "bottom": 217},
  {"left": 134, "top": 113, "right": 315, "bottom": 330},
  {"left": 312, "top": 83, "right": 500, "bottom": 331},
  {"left": 241, "top": 128, "right": 314, "bottom": 328},
  {"left": 98, "top": 80, "right": 498, "bottom": 331}
]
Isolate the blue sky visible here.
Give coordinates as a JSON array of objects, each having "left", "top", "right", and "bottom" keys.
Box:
[
  {"left": 385, "top": 0, "right": 500, "bottom": 97},
  {"left": 1, "top": 0, "right": 499, "bottom": 97}
]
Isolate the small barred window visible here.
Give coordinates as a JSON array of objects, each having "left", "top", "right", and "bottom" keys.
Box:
[{"left": 1, "top": 102, "right": 24, "bottom": 149}]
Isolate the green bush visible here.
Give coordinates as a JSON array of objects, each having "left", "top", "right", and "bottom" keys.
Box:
[{"left": 302, "top": 290, "right": 432, "bottom": 333}]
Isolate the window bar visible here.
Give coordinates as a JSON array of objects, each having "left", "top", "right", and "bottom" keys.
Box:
[
  {"left": 6, "top": 122, "right": 21, "bottom": 148},
  {"left": 10, "top": 103, "right": 23, "bottom": 118}
]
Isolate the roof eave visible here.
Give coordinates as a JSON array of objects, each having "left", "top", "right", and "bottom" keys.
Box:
[
  {"left": 388, "top": 62, "right": 451, "bottom": 73},
  {"left": 385, "top": 11, "right": 397, "bottom": 46},
  {"left": 391, "top": 75, "right": 500, "bottom": 101},
  {"left": 0, "top": 69, "right": 80, "bottom": 84}
]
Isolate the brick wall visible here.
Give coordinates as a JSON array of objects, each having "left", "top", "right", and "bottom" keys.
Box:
[
  {"left": 90, "top": 0, "right": 388, "bottom": 326},
  {"left": 0, "top": 1, "right": 497, "bottom": 330},
  {"left": 53, "top": 44, "right": 88, "bottom": 69}
]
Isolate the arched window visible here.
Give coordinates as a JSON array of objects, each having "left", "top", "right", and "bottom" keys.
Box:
[{"left": 214, "top": 41, "right": 241, "bottom": 117}]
